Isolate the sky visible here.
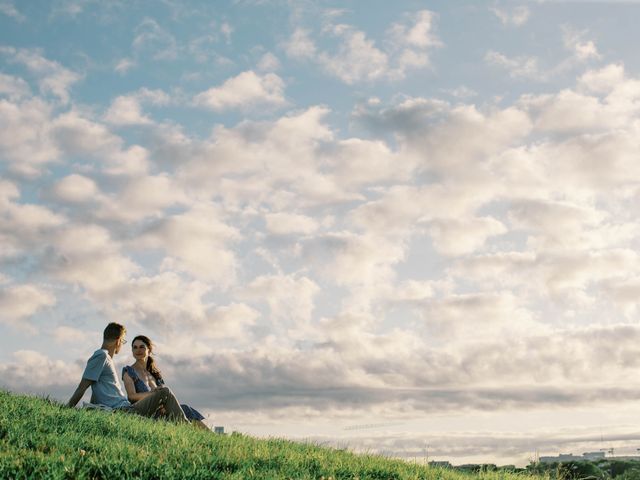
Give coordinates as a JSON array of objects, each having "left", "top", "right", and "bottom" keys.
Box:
[{"left": 1, "top": 0, "right": 640, "bottom": 467}]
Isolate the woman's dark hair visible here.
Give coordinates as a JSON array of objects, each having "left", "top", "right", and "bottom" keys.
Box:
[{"left": 131, "top": 335, "right": 163, "bottom": 383}]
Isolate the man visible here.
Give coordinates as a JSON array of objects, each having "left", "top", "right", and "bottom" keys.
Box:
[{"left": 67, "top": 322, "right": 188, "bottom": 423}]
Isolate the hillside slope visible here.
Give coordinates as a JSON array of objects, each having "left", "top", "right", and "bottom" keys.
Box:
[{"left": 0, "top": 390, "right": 540, "bottom": 479}]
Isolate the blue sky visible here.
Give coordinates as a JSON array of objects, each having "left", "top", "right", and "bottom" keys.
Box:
[{"left": 2, "top": 0, "right": 640, "bottom": 467}]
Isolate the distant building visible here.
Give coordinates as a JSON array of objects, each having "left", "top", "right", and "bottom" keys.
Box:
[
  {"left": 428, "top": 461, "right": 452, "bottom": 468},
  {"left": 214, "top": 426, "right": 225, "bottom": 434},
  {"left": 584, "top": 452, "right": 606, "bottom": 460},
  {"left": 540, "top": 451, "right": 606, "bottom": 463}
]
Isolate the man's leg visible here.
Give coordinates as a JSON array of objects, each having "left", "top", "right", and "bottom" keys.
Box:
[{"left": 131, "top": 387, "right": 188, "bottom": 423}]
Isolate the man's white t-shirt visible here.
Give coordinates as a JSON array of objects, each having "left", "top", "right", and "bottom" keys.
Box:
[{"left": 82, "top": 349, "right": 131, "bottom": 409}]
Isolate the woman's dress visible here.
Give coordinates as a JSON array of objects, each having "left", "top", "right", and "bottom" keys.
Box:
[{"left": 122, "top": 365, "right": 205, "bottom": 421}]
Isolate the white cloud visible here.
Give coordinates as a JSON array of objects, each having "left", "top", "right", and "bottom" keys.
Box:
[
  {"left": 355, "top": 96, "right": 449, "bottom": 133},
  {"left": 285, "top": 10, "right": 441, "bottom": 84},
  {"left": 239, "top": 274, "right": 319, "bottom": 327},
  {"left": 51, "top": 174, "right": 99, "bottom": 203},
  {"left": 0, "top": 47, "right": 81, "bottom": 103},
  {"left": 53, "top": 110, "right": 122, "bottom": 156},
  {"left": 53, "top": 325, "right": 89, "bottom": 344},
  {"left": 0, "top": 284, "right": 56, "bottom": 327},
  {"left": 103, "top": 145, "right": 151, "bottom": 177},
  {"left": 257, "top": 52, "right": 281, "bottom": 72},
  {"left": 601, "top": 277, "right": 640, "bottom": 317},
  {"left": 302, "top": 232, "right": 405, "bottom": 288},
  {"left": 349, "top": 186, "right": 428, "bottom": 235},
  {"left": 51, "top": 224, "right": 139, "bottom": 294},
  {"left": 104, "top": 95, "right": 152, "bottom": 125},
  {"left": 0, "top": 0, "right": 25, "bottom": 21},
  {"left": 136, "top": 205, "right": 240, "bottom": 286},
  {"left": 453, "top": 248, "right": 640, "bottom": 310},
  {"left": 386, "top": 10, "right": 441, "bottom": 71},
  {"left": 98, "top": 174, "right": 188, "bottom": 223},
  {"left": 508, "top": 198, "right": 606, "bottom": 251},
  {"left": 526, "top": 89, "right": 611, "bottom": 133},
  {"left": 204, "top": 303, "right": 259, "bottom": 339},
  {"left": 325, "top": 138, "right": 410, "bottom": 189},
  {"left": 99, "top": 272, "right": 214, "bottom": 330},
  {"left": 541, "top": 249, "right": 639, "bottom": 305},
  {"left": 220, "top": 22, "right": 233, "bottom": 44},
  {"left": 144, "top": 88, "right": 172, "bottom": 107},
  {"left": 265, "top": 212, "right": 319, "bottom": 235},
  {"left": 194, "top": 70, "right": 286, "bottom": 111},
  {"left": 0, "top": 98, "right": 59, "bottom": 177},
  {"left": 578, "top": 63, "right": 626, "bottom": 93},
  {"left": 486, "top": 29, "right": 600, "bottom": 82},
  {"left": 389, "top": 10, "right": 439, "bottom": 49},
  {"left": 491, "top": 5, "right": 530, "bottom": 26},
  {"left": 0, "top": 73, "right": 30, "bottom": 98},
  {"left": 174, "top": 106, "right": 336, "bottom": 206},
  {"left": 356, "top": 98, "right": 532, "bottom": 178},
  {"left": 451, "top": 252, "right": 536, "bottom": 304},
  {"left": 443, "top": 85, "right": 477, "bottom": 99},
  {"left": 49, "top": 0, "right": 95, "bottom": 19},
  {"left": 115, "top": 57, "right": 136, "bottom": 74},
  {"left": 388, "top": 279, "right": 437, "bottom": 303},
  {"left": 188, "top": 34, "right": 236, "bottom": 66},
  {"left": 283, "top": 28, "right": 317, "bottom": 59},
  {"left": 421, "top": 291, "right": 538, "bottom": 340},
  {"left": 51, "top": 110, "right": 153, "bottom": 177},
  {"left": 428, "top": 216, "right": 507, "bottom": 257},
  {"left": 349, "top": 182, "right": 503, "bottom": 238},
  {"left": 104, "top": 88, "right": 170, "bottom": 125},
  {"left": 133, "top": 17, "right": 178, "bottom": 61},
  {"left": 0, "top": 350, "right": 80, "bottom": 392},
  {"left": 318, "top": 26, "right": 390, "bottom": 84},
  {"left": 523, "top": 64, "right": 640, "bottom": 135},
  {"left": 515, "top": 129, "right": 640, "bottom": 192},
  {"left": 420, "top": 104, "right": 532, "bottom": 173},
  {"left": 563, "top": 27, "right": 601, "bottom": 61},
  {"left": 0, "top": 181, "right": 66, "bottom": 257},
  {"left": 485, "top": 50, "right": 541, "bottom": 80}
]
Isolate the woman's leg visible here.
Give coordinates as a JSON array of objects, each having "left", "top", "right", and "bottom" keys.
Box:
[
  {"left": 192, "top": 419, "right": 210, "bottom": 430},
  {"left": 131, "top": 387, "right": 188, "bottom": 423}
]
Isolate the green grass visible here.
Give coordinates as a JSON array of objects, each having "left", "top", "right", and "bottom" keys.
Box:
[{"left": 0, "top": 390, "right": 545, "bottom": 480}]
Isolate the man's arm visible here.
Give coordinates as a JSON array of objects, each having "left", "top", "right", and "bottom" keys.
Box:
[{"left": 67, "top": 378, "right": 94, "bottom": 407}]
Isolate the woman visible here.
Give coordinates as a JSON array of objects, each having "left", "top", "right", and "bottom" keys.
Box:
[{"left": 122, "top": 335, "right": 209, "bottom": 430}]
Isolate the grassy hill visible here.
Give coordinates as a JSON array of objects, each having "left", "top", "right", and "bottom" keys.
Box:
[{"left": 0, "top": 390, "right": 543, "bottom": 479}]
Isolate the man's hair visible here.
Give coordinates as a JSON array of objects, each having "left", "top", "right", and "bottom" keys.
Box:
[{"left": 103, "top": 322, "right": 126, "bottom": 341}]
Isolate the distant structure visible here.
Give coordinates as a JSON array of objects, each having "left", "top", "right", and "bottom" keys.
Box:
[
  {"left": 428, "top": 461, "right": 452, "bottom": 469},
  {"left": 538, "top": 451, "right": 640, "bottom": 463},
  {"left": 214, "top": 426, "right": 225, "bottom": 434},
  {"left": 540, "top": 452, "right": 605, "bottom": 463}
]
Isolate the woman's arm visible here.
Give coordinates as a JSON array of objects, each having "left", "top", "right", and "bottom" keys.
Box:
[{"left": 122, "top": 371, "right": 152, "bottom": 403}]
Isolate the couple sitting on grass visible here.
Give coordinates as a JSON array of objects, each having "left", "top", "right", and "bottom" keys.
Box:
[{"left": 67, "top": 322, "right": 208, "bottom": 430}]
